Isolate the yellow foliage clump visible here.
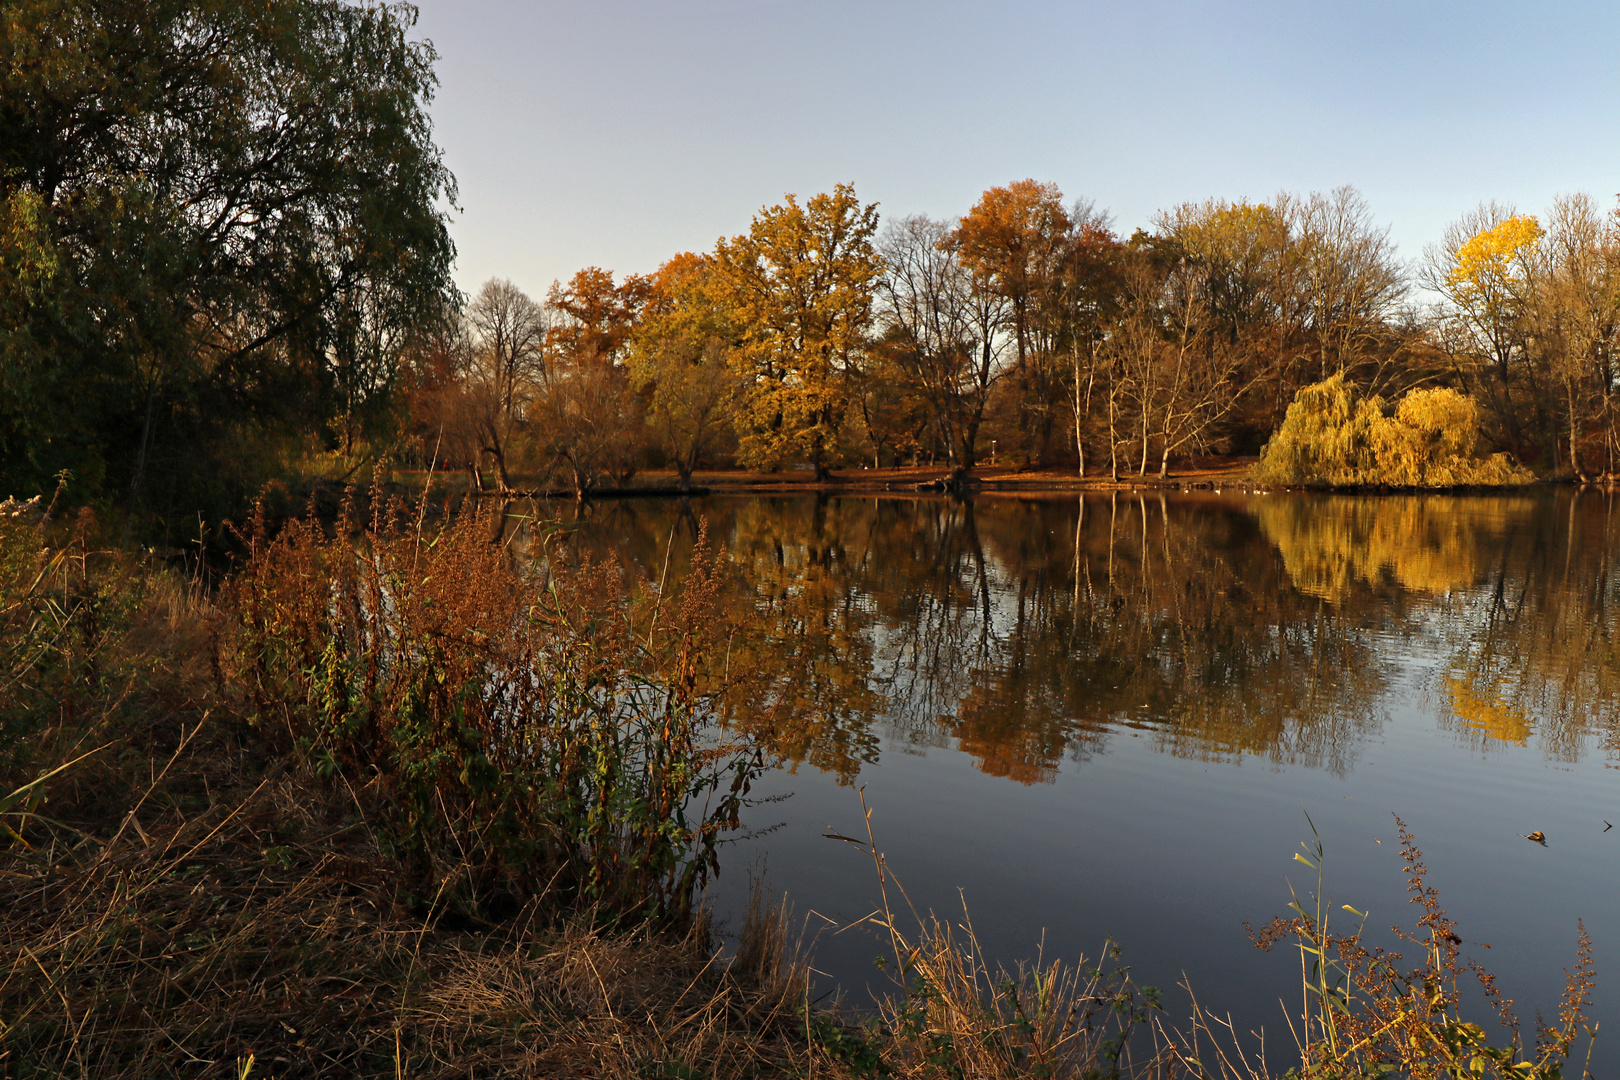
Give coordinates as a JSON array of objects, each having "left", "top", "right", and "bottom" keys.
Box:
[
  {"left": 1253, "top": 375, "right": 1533, "bottom": 488},
  {"left": 1446, "top": 214, "right": 1543, "bottom": 296}
]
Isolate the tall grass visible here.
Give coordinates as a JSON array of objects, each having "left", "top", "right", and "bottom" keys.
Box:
[
  {"left": 1169, "top": 817, "right": 1597, "bottom": 1080},
  {"left": 826, "top": 790, "right": 1172, "bottom": 1079}
]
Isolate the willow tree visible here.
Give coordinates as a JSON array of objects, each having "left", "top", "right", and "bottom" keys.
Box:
[
  {"left": 0, "top": 0, "right": 458, "bottom": 517},
  {"left": 1254, "top": 374, "right": 1532, "bottom": 487},
  {"left": 711, "top": 184, "right": 881, "bottom": 478}
]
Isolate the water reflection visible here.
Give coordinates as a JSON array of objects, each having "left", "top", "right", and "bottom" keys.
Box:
[{"left": 541, "top": 489, "right": 1620, "bottom": 782}]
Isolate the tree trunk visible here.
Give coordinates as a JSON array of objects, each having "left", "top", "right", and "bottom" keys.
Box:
[
  {"left": 1568, "top": 378, "right": 1585, "bottom": 480},
  {"left": 1108, "top": 393, "right": 1119, "bottom": 482}
]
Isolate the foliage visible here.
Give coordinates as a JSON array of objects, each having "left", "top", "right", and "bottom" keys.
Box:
[
  {"left": 952, "top": 180, "right": 1074, "bottom": 463},
  {"left": 712, "top": 184, "right": 882, "bottom": 476},
  {"left": 538, "top": 267, "right": 651, "bottom": 494},
  {"left": 228, "top": 490, "right": 762, "bottom": 922},
  {"left": 1253, "top": 375, "right": 1533, "bottom": 487},
  {"left": 0, "top": 0, "right": 458, "bottom": 515},
  {"left": 1447, "top": 216, "right": 1544, "bottom": 302},
  {"left": 628, "top": 252, "right": 743, "bottom": 486}
]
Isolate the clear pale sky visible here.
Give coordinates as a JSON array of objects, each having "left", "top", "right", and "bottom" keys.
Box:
[{"left": 409, "top": 0, "right": 1620, "bottom": 301}]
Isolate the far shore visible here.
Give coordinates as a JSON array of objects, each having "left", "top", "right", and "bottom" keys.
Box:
[
  {"left": 395, "top": 456, "right": 1266, "bottom": 500},
  {"left": 391, "top": 456, "right": 1604, "bottom": 500}
]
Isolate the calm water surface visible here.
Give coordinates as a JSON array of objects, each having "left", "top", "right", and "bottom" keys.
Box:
[{"left": 559, "top": 490, "right": 1619, "bottom": 1064}]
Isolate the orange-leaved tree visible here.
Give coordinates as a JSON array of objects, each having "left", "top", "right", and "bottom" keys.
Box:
[
  {"left": 951, "top": 180, "right": 1071, "bottom": 463},
  {"left": 540, "top": 267, "right": 650, "bottom": 494}
]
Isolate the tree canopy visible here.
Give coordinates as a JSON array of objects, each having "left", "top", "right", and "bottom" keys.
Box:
[
  {"left": 0, "top": 0, "right": 457, "bottom": 516},
  {"left": 711, "top": 183, "right": 881, "bottom": 477}
]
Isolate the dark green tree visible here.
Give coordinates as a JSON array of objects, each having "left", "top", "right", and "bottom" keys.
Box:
[{"left": 0, "top": 0, "right": 457, "bottom": 518}]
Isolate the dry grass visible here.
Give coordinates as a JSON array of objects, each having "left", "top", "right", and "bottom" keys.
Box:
[
  {"left": 0, "top": 758, "right": 827, "bottom": 1078},
  {"left": 0, "top": 498, "right": 860, "bottom": 1079},
  {"left": 831, "top": 790, "right": 1175, "bottom": 1080}
]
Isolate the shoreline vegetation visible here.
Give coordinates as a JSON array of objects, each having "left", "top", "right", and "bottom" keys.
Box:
[{"left": 1, "top": 497, "right": 1597, "bottom": 1079}]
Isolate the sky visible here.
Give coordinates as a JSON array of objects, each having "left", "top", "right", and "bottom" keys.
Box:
[{"left": 408, "top": 0, "right": 1620, "bottom": 301}]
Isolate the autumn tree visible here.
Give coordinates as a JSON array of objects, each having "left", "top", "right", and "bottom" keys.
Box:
[
  {"left": 712, "top": 184, "right": 881, "bottom": 479},
  {"left": 852, "top": 337, "right": 935, "bottom": 468},
  {"left": 1050, "top": 211, "right": 1125, "bottom": 475},
  {"left": 1534, "top": 194, "right": 1620, "bottom": 476},
  {"left": 1426, "top": 206, "right": 1544, "bottom": 457},
  {"left": 951, "top": 180, "right": 1072, "bottom": 463},
  {"left": 539, "top": 267, "right": 649, "bottom": 495},
  {"left": 627, "top": 253, "right": 742, "bottom": 490}
]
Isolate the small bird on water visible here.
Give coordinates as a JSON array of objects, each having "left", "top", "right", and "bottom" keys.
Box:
[{"left": 1525, "top": 831, "right": 1547, "bottom": 845}]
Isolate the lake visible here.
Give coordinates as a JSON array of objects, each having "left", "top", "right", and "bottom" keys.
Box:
[{"left": 555, "top": 488, "right": 1618, "bottom": 1068}]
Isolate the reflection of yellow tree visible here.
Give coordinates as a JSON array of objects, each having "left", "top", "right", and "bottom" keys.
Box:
[
  {"left": 1429, "top": 491, "right": 1620, "bottom": 761},
  {"left": 1442, "top": 675, "right": 1532, "bottom": 746},
  {"left": 1253, "top": 495, "right": 1538, "bottom": 602}
]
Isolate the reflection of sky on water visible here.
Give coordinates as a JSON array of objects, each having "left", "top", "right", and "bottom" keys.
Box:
[{"left": 558, "top": 490, "right": 1619, "bottom": 1071}]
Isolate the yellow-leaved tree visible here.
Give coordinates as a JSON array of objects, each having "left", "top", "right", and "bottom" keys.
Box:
[
  {"left": 1254, "top": 374, "right": 1532, "bottom": 487},
  {"left": 626, "top": 252, "right": 742, "bottom": 490},
  {"left": 711, "top": 184, "right": 881, "bottom": 478},
  {"left": 1431, "top": 211, "right": 1545, "bottom": 454}
]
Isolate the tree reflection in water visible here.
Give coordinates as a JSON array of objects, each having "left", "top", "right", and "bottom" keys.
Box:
[{"left": 524, "top": 489, "right": 1620, "bottom": 785}]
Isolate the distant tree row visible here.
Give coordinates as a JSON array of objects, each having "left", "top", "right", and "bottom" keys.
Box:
[{"left": 415, "top": 181, "right": 1620, "bottom": 495}]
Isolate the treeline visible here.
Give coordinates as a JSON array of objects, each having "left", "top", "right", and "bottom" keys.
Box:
[
  {"left": 7, "top": 0, "right": 1619, "bottom": 523},
  {"left": 410, "top": 182, "right": 1620, "bottom": 496}
]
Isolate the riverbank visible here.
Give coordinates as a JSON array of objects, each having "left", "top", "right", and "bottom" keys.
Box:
[
  {"left": 391, "top": 456, "right": 1264, "bottom": 501},
  {"left": 1, "top": 505, "right": 1596, "bottom": 1079},
  {"left": 0, "top": 513, "right": 1168, "bottom": 1078}
]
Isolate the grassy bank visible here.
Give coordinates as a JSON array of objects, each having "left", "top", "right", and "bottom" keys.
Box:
[{"left": 0, "top": 492, "right": 1596, "bottom": 1079}]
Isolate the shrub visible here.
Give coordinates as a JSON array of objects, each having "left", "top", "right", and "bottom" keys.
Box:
[
  {"left": 229, "top": 489, "right": 762, "bottom": 924},
  {"left": 1254, "top": 376, "right": 1533, "bottom": 488}
]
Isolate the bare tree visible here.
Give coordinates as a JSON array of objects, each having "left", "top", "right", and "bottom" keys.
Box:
[
  {"left": 1530, "top": 194, "right": 1620, "bottom": 476},
  {"left": 1286, "top": 186, "right": 1410, "bottom": 389},
  {"left": 464, "top": 278, "right": 548, "bottom": 489},
  {"left": 877, "top": 214, "right": 1009, "bottom": 481}
]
